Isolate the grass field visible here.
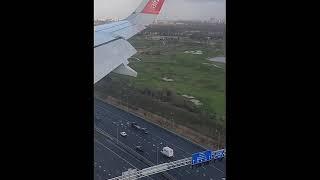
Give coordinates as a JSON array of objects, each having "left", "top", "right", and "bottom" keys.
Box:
[
  {"left": 95, "top": 34, "right": 225, "bottom": 139},
  {"left": 128, "top": 36, "right": 225, "bottom": 116}
]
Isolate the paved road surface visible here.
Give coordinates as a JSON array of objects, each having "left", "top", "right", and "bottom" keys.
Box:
[{"left": 94, "top": 98, "right": 225, "bottom": 180}]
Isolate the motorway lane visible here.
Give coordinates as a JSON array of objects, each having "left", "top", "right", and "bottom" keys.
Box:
[
  {"left": 94, "top": 130, "right": 166, "bottom": 180},
  {"left": 95, "top": 99, "right": 225, "bottom": 179},
  {"left": 95, "top": 98, "right": 226, "bottom": 180},
  {"left": 95, "top": 116, "right": 177, "bottom": 180},
  {"left": 95, "top": 105, "right": 186, "bottom": 179}
]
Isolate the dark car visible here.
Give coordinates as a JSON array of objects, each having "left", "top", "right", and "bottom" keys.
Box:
[
  {"left": 135, "top": 146, "right": 144, "bottom": 152},
  {"left": 131, "top": 122, "right": 141, "bottom": 129},
  {"left": 140, "top": 127, "right": 148, "bottom": 134}
]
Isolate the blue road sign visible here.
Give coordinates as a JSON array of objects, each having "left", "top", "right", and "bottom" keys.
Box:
[
  {"left": 191, "top": 150, "right": 212, "bottom": 165},
  {"left": 212, "top": 149, "right": 225, "bottom": 160}
]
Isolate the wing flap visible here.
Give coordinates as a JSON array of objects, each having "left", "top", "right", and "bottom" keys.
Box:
[
  {"left": 94, "top": 31, "right": 116, "bottom": 47},
  {"left": 94, "top": 39, "right": 137, "bottom": 83},
  {"left": 93, "top": 0, "right": 167, "bottom": 84},
  {"left": 112, "top": 64, "right": 137, "bottom": 77}
]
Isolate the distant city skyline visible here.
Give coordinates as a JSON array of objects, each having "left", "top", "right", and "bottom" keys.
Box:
[{"left": 94, "top": 0, "right": 225, "bottom": 21}]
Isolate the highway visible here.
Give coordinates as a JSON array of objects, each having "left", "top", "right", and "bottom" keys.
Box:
[
  {"left": 94, "top": 130, "right": 165, "bottom": 180},
  {"left": 94, "top": 98, "right": 225, "bottom": 180}
]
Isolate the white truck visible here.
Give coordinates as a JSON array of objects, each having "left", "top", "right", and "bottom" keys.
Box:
[{"left": 161, "top": 146, "right": 174, "bottom": 158}]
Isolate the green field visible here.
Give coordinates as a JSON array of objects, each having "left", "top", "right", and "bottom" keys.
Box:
[
  {"left": 95, "top": 35, "right": 225, "bottom": 139},
  {"left": 129, "top": 36, "right": 225, "bottom": 116}
]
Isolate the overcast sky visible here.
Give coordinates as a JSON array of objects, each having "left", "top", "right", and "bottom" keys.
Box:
[{"left": 94, "top": 0, "right": 225, "bottom": 21}]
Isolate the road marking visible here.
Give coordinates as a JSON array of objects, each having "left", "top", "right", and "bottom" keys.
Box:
[
  {"left": 129, "top": 115, "right": 226, "bottom": 174},
  {"left": 95, "top": 102, "right": 225, "bottom": 176},
  {"left": 94, "top": 131, "right": 155, "bottom": 180},
  {"left": 95, "top": 139, "right": 136, "bottom": 169}
]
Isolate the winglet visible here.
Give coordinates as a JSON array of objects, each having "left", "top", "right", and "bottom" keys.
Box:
[
  {"left": 126, "top": 0, "right": 166, "bottom": 25},
  {"left": 141, "top": 0, "right": 165, "bottom": 14}
]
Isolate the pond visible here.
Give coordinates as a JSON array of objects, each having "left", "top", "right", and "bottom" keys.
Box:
[{"left": 207, "top": 57, "right": 226, "bottom": 63}]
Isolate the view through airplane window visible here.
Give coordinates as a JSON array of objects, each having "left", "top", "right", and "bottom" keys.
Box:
[{"left": 94, "top": 0, "right": 225, "bottom": 179}]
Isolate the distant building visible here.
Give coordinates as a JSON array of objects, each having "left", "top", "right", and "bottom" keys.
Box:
[{"left": 146, "top": 35, "right": 179, "bottom": 41}]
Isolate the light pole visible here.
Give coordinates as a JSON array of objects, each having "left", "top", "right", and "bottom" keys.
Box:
[
  {"left": 218, "top": 130, "right": 221, "bottom": 149},
  {"left": 171, "top": 112, "right": 174, "bottom": 128},
  {"left": 117, "top": 127, "right": 118, "bottom": 144},
  {"left": 215, "top": 129, "right": 218, "bottom": 149},
  {"left": 157, "top": 146, "right": 159, "bottom": 165}
]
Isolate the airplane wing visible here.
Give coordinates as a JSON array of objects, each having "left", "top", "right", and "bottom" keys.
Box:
[{"left": 94, "top": 0, "right": 166, "bottom": 84}]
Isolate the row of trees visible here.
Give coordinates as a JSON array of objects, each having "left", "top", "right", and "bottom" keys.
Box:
[
  {"left": 94, "top": 76, "right": 225, "bottom": 144},
  {"left": 143, "top": 24, "right": 225, "bottom": 36},
  {"left": 140, "top": 87, "right": 199, "bottom": 113}
]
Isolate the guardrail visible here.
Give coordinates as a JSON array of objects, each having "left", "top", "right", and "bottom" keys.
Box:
[
  {"left": 107, "top": 157, "right": 192, "bottom": 180},
  {"left": 95, "top": 125, "right": 225, "bottom": 180}
]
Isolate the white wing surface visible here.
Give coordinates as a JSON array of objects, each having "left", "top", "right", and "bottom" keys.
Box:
[{"left": 94, "top": 0, "right": 166, "bottom": 84}]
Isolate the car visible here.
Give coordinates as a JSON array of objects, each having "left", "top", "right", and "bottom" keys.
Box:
[
  {"left": 120, "top": 132, "right": 127, "bottom": 137},
  {"left": 131, "top": 122, "right": 137, "bottom": 127},
  {"left": 135, "top": 146, "right": 143, "bottom": 152}
]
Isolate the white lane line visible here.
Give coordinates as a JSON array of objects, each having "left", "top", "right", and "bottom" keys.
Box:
[
  {"left": 96, "top": 102, "right": 225, "bottom": 175},
  {"left": 94, "top": 132, "right": 155, "bottom": 180},
  {"left": 95, "top": 139, "right": 136, "bottom": 169},
  {"left": 210, "top": 164, "right": 225, "bottom": 173}
]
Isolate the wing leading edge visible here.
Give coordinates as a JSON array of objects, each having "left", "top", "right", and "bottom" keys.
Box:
[{"left": 94, "top": 0, "right": 166, "bottom": 84}]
